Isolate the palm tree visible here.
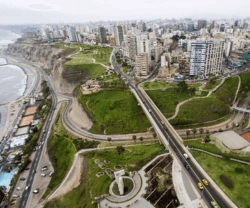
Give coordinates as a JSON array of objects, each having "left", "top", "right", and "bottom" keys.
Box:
[
  {"left": 192, "top": 128, "right": 197, "bottom": 138},
  {"left": 199, "top": 128, "right": 204, "bottom": 137},
  {"left": 107, "top": 137, "right": 112, "bottom": 145},
  {"left": 132, "top": 135, "right": 137, "bottom": 143},
  {"left": 139, "top": 137, "right": 144, "bottom": 144},
  {"left": 186, "top": 130, "right": 190, "bottom": 139}
]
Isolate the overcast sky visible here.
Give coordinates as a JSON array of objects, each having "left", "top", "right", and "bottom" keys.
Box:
[{"left": 0, "top": 0, "right": 250, "bottom": 24}]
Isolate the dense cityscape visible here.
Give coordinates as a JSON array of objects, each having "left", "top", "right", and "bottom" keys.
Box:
[{"left": 0, "top": 12, "right": 250, "bottom": 208}]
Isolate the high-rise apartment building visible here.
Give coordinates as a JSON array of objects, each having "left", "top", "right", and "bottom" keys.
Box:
[
  {"left": 190, "top": 40, "right": 224, "bottom": 77},
  {"left": 135, "top": 53, "right": 149, "bottom": 76},
  {"left": 98, "top": 27, "right": 107, "bottom": 44},
  {"left": 114, "top": 25, "right": 126, "bottom": 46},
  {"left": 124, "top": 34, "right": 137, "bottom": 61},
  {"left": 67, "top": 27, "right": 77, "bottom": 42},
  {"left": 197, "top": 20, "right": 207, "bottom": 30}
]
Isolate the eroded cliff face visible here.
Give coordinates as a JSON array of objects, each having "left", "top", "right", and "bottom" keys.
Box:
[{"left": 5, "top": 44, "right": 77, "bottom": 94}]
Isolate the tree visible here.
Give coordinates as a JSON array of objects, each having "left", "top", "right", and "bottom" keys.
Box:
[
  {"left": 206, "top": 129, "right": 210, "bottom": 135},
  {"left": 153, "top": 133, "right": 157, "bottom": 139},
  {"left": 177, "top": 81, "right": 188, "bottom": 93},
  {"left": 139, "top": 137, "right": 144, "bottom": 144},
  {"left": 199, "top": 128, "right": 204, "bottom": 137},
  {"left": 116, "top": 146, "right": 125, "bottom": 156},
  {"left": 192, "top": 128, "right": 197, "bottom": 138},
  {"left": 132, "top": 135, "right": 137, "bottom": 143},
  {"left": 186, "top": 130, "right": 190, "bottom": 139},
  {"left": 107, "top": 137, "right": 112, "bottom": 145}
]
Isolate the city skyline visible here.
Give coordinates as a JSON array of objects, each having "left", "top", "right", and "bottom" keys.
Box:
[{"left": 0, "top": 0, "right": 250, "bottom": 24}]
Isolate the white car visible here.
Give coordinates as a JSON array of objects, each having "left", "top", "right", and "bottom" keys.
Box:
[
  {"left": 25, "top": 185, "right": 30, "bottom": 190},
  {"left": 41, "top": 173, "right": 46, "bottom": 177},
  {"left": 33, "top": 188, "right": 40, "bottom": 194},
  {"left": 16, "top": 187, "right": 22, "bottom": 191},
  {"left": 12, "top": 194, "right": 19, "bottom": 198}
]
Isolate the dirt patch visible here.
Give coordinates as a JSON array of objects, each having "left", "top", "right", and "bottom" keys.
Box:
[
  {"left": 241, "top": 132, "right": 250, "bottom": 142},
  {"left": 219, "top": 175, "right": 233, "bottom": 189},
  {"left": 68, "top": 98, "right": 93, "bottom": 130}
]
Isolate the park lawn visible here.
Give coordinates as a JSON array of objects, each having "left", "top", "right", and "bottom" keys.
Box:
[
  {"left": 191, "top": 151, "right": 250, "bottom": 208},
  {"left": 141, "top": 82, "right": 177, "bottom": 90},
  {"left": 204, "top": 79, "right": 221, "bottom": 90},
  {"left": 63, "top": 63, "right": 106, "bottom": 83},
  {"left": 43, "top": 134, "right": 76, "bottom": 198},
  {"left": 170, "top": 97, "right": 230, "bottom": 126},
  {"left": 78, "top": 90, "right": 151, "bottom": 134},
  {"left": 146, "top": 88, "right": 196, "bottom": 118},
  {"left": 44, "top": 144, "right": 165, "bottom": 208},
  {"left": 53, "top": 43, "right": 79, "bottom": 56},
  {"left": 211, "top": 77, "right": 239, "bottom": 105},
  {"left": 238, "top": 72, "right": 250, "bottom": 100}
]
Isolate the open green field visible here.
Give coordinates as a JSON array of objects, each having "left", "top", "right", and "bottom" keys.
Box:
[
  {"left": 238, "top": 72, "right": 250, "bottom": 101},
  {"left": 170, "top": 77, "right": 238, "bottom": 126},
  {"left": 78, "top": 90, "right": 151, "bottom": 134},
  {"left": 191, "top": 151, "right": 250, "bottom": 208},
  {"left": 170, "top": 97, "right": 230, "bottom": 126},
  {"left": 44, "top": 134, "right": 76, "bottom": 198},
  {"left": 44, "top": 144, "right": 165, "bottom": 208},
  {"left": 53, "top": 43, "right": 79, "bottom": 56},
  {"left": 63, "top": 63, "right": 106, "bottom": 84},
  {"left": 43, "top": 105, "right": 99, "bottom": 198},
  {"left": 212, "top": 77, "right": 239, "bottom": 105},
  {"left": 141, "top": 82, "right": 177, "bottom": 90},
  {"left": 146, "top": 87, "right": 198, "bottom": 118}
]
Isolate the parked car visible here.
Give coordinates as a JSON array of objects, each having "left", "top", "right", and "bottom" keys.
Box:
[
  {"left": 12, "top": 194, "right": 19, "bottom": 198},
  {"left": 49, "top": 171, "right": 54, "bottom": 177},
  {"left": 41, "top": 166, "right": 48, "bottom": 171},
  {"left": 16, "top": 187, "right": 22, "bottom": 191},
  {"left": 33, "top": 188, "right": 40, "bottom": 194},
  {"left": 20, "top": 177, "right": 26, "bottom": 181},
  {"left": 41, "top": 173, "right": 46, "bottom": 177}
]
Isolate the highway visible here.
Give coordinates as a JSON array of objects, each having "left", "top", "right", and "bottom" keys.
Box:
[
  {"left": 111, "top": 52, "right": 234, "bottom": 208},
  {"left": 19, "top": 69, "right": 58, "bottom": 208}
]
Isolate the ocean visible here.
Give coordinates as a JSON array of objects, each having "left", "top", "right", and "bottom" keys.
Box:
[{"left": 0, "top": 30, "right": 26, "bottom": 137}]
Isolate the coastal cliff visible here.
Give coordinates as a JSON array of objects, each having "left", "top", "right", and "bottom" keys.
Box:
[{"left": 5, "top": 44, "right": 77, "bottom": 94}]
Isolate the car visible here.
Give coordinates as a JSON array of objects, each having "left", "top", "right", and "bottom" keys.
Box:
[
  {"left": 25, "top": 167, "right": 30, "bottom": 170},
  {"left": 211, "top": 201, "right": 220, "bottom": 208},
  {"left": 41, "top": 166, "right": 48, "bottom": 171},
  {"left": 12, "top": 194, "right": 19, "bottom": 198},
  {"left": 41, "top": 173, "right": 46, "bottom": 177},
  {"left": 202, "top": 179, "right": 208, "bottom": 185},
  {"left": 183, "top": 153, "right": 189, "bottom": 160},
  {"left": 10, "top": 199, "right": 17, "bottom": 205},
  {"left": 183, "top": 162, "right": 190, "bottom": 170},
  {"left": 20, "top": 177, "right": 26, "bottom": 181},
  {"left": 25, "top": 185, "right": 30, "bottom": 190},
  {"left": 148, "top": 109, "right": 152, "bottom": 113},
  {"left": 33, "top": 188, "right": 40, "bottom": 194},
  {"left": 16, "top": 187, "right": 22, "bottom": 191},
  {"left": 49, "top": 171, "right": 54, "bottom": 177},
  {"left": 198, "top": 182, "right": 204, "bottom": 190}
]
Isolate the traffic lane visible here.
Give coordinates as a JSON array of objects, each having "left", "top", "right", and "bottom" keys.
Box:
[{"left": 134, "top": 87, "right": 230, "bottom": 208}]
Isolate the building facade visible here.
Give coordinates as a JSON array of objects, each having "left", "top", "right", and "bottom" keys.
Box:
[
  {"left": 190, "top": 40, "right": 224, "bottom": 77},
  {"left": 98, "top": 27, "right": 107, "bottom": 44},
  {"left": 135, "top": 53, "right": 149, "bottom": 76},
  {"left": 114, "top": 25, "right": 126, "bottom": 46}
]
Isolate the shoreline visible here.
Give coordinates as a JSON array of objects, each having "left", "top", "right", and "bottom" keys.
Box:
[{"left": 0, "top": 56, "right": 37, "bottom": 140}]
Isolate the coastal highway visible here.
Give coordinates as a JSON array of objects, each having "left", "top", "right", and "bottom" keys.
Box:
[
  {"left": 19, "top": 69, "right": 58, "bottom": 208},
  {"left": 111, "top": 53, "right": 234, "bottom": 208},
  {"left": 0, "top": 61, "right": 40, "bottom": 153}
]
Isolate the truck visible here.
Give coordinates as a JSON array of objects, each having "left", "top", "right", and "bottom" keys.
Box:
[{"left": 183, "top": 153, "right": 189, "bottom": 160}]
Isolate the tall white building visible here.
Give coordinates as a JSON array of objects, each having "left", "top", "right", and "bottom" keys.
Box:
[
  {"left": 124, "top": 34, "right": 137, "bottom": 61},
  {"left": 114, "top": 25, "right": 126, "bottom": 46},
  {"left": 190, "top": 40, "right": 224, "bottom": 77},
  {"left": 67, "top": 27, "right": 77, "bottom": 42},
  {"left": 135, "top": 53, "right": 149, "bottom": 76}
]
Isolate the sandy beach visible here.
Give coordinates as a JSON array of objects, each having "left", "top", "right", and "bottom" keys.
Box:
[{"left": 0, "top": 56, "right": 38, "bottom": 141}]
